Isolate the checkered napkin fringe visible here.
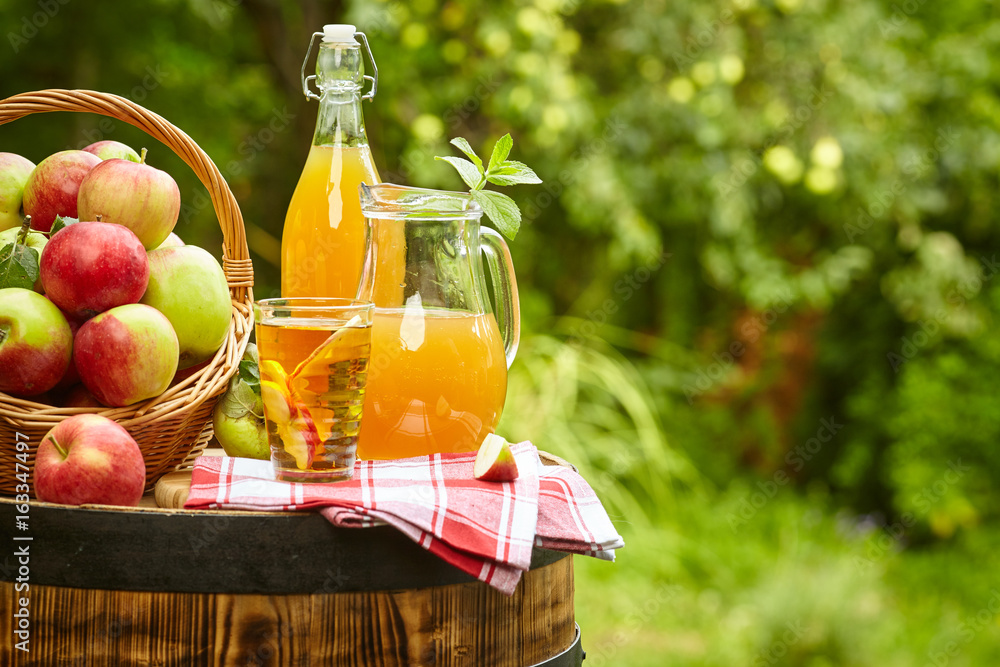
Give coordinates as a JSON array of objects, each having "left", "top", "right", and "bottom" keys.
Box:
[{"left": 184, "top": 442, "right": 624, "bottom": 595}]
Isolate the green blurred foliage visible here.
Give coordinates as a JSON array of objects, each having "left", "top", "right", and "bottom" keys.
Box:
[{"left": 2, "top": 0, "right": 1000, "bottom": 662}]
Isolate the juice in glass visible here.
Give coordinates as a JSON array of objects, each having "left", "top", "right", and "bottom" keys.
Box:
[
  {"left": 256, "top": 299, "right": 372, "bottom": 482},
  {"left": 356, "top": 308, "right": 508, "bottom": 460},
  {"left": 281, "top": 144, "right": 379, "bottom": 298}
]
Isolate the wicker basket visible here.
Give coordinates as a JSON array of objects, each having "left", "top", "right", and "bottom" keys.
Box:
[{"left": 0, "top": 89, "right": 255, "bottom": 495}]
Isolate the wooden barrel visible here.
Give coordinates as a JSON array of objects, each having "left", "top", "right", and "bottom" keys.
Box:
[{"left": 0, "top": 494, "right": 581, "bottom": 666}]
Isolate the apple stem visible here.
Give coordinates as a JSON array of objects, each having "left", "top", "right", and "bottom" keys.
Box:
[
  {"left": 96, "top": 214, "right": 103, "bottom": 223},
  {"left": 140, "top": 147, "right": 148, "bottom": 165},
  {"left": 16, "top": 216, "right": 30, "bottom": 245},
  {"left": 50, "top": 436, "right": 68, "bottom": 460}
]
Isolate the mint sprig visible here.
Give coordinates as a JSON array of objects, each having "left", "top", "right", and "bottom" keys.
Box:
[{"left": 435, "top": 134, "right": 541, "bottom": 239}]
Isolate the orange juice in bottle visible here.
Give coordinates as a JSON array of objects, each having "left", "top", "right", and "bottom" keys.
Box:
[
  {"left": 282, "top": 24, "right": 380, "bottom": 298},
  {"left": 357, "top": 309, "right": 508, "bottom": 459}
]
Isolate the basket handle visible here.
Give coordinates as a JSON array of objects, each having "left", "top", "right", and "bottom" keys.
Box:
[{"left": 0, "top": 88, "right": 253, "bottom": 300}]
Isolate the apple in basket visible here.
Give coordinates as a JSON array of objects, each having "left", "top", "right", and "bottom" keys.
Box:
[
  {"left": 141, "top": 245, "right": 232, "bottom": 369},
  {"left": 22, "top": 150, "right": 102, "bottom": 233},
  {"left": 82, "top": 140, "right": 141, "bottom": 163},
  {"left": 0, "top": 223, "right": 47, "bottom": 292},
  {"left": 34, "top": 413, "right": 146, "bottom": 507},
  {"left": 76, "top": 149, "right": 181, "bottom": 250},
  {"left": 74, "top": 303, "right": 179, "bottom": 407},
  {"left": 0, "top": 287, "right": 73, "bottom": 397},
  {"left": 0, "top": 152, "right": 36, "bottom": 231},
  {"left": 155, "top": 231, "right": 185, "bottom": 249},
  {"left": 40, "top": 220, "right": 150, "bottom": 320}
]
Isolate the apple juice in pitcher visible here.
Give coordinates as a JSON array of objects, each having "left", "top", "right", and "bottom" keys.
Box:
[
  {"left": 356, "top": 185, "right": 521, "bottom": 459},
  {"left": 281, "top": 24, "right": 380, "bottom": 299}
]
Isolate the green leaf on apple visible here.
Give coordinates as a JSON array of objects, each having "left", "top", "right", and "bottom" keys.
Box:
[
  {"left": 238, "top": 343, "right": 261, "bottom": 393},
  {"left": 219, "top": 374, "right": 262, "bottom": 420},
  {"left": 49, "top": 215, "right": 80, "bottom": 237},
  {"left": 0, "top": 242, "right": 40, "bottom": 291}
]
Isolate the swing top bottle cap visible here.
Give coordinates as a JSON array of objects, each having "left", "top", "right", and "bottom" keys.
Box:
[{"left": 323, "top": 24, "right": 358, "bottom": 44}]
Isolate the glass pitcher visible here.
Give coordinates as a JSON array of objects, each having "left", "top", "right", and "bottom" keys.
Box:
[{"left": 355, "top": 184, "right": 520, "bottom": 459}]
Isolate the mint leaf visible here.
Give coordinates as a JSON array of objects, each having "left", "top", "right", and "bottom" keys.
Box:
[
  {"left": 0, "top": 242, "right": 39, "bottom": 290},
  {"left": 487, "top": 160, "right": 543, "bottom": 186},
  {"left": 435, "top": 156, "right": 483, "bottom": 190},
  {"left": 436, "top": 133, "right": 539, "bottom": 241},
  {"left": 449, "top": 137, "right": 484, "bottom": 171},
  {"left": 486, "top": 133, "right": 513, "bottom": 173},
  {"left": 49, "top": 215, "right": 79, "bottom": 237},
  {"left": 471, "top": 190, "right": 521, "bottom": 240}
]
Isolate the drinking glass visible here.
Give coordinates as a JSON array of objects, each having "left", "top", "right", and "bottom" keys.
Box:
[{"left": 254, "top": 298, "right": 373, "bottom": 482}]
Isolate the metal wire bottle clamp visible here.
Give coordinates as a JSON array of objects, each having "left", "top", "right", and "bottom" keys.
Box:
[{"left": 300, "top": 29, "right": 378, "bottom": 102}]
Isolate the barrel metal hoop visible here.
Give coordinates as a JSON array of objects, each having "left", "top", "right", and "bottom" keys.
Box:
[{"left": 529, "top": 624, "right": 584, "bottom": 667}]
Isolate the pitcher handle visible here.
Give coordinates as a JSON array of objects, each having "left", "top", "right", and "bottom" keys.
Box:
[{"left": 480, "top": 227, "right": 520, "bottom": 368}]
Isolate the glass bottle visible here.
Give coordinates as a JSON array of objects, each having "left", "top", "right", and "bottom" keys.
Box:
[{"left": 281, "top": 24, "right": 380, "bottom": 298}]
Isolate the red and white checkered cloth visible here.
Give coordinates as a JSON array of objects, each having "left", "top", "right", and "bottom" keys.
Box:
[{"left": 183, "top": 441, "right": 624, "bottom": 595}]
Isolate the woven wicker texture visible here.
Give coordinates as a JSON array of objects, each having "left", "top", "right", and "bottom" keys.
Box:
[{"left": 0, "top": 89, "right": 255, "bottom": 495}]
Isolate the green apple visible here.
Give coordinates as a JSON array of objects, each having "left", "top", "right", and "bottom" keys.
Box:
[
  {"left": 155, "top": 232, "right": 184, "bottom": 249},
  {"left": 0, "top": 224, "right": 47, "bottom": 292},
  {"left": 82, "top": 141, "right": 141, "bottom": 162},
  {"left": 0, "top": 153, "right": 35, "bottom": 231},
  {"left": 213, "top": 398, "right": 268, "bottom": 459},
  {"left": 0, "top": 287, "right": 72, "bottom": 397},
  {"left": 140, "top": 245, "right": 231, "bottom": 369},
  {"left": 213, "top": 344, "right": 268, "bottom": 459}
]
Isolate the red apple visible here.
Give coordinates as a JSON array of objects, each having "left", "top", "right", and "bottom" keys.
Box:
[
  {"left": 0, "top": 288, "right": 72, "bottom": 397},
  {"left": 76, "top": 150, "right": 180, "bottom": 249},
  {"left": 34, "top": 413, "right": 145, "bottom": 506},
  {"left": 40, "top": 220, "right": 149, "bottom": 319},
  {"left": 61, "top": 384, "right": 106, "bottom": 408},
  {"left": 51, "top": 309, "right": 89, "bottom": 391},
  {"left": 473, "top": 434, "right": 520, "bottom": 482},
  {"left": 74, "top": 303, "right": 178, "bottom": 407},
  {"left": 141, "top": 245, "right": 232, "bottom": 369},
  {"left": 22, "top": 150, "right": 101, "bottom": 233},
  {"left": 0, "top": 152, "right": 36, "bottom": 231},
  {"left": 82, "top": 141, "right": 140, "bottom": 162}
]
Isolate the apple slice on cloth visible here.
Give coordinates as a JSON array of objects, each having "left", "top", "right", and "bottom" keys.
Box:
[{"left": 474, "top": 433, "right": 520, "bottom": 482}]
